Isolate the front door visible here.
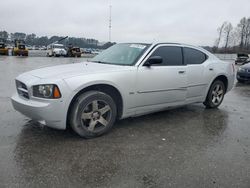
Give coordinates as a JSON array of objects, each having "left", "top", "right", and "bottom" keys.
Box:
[{"left": 135, "top": 45, "right": 187, "bottom": 111}]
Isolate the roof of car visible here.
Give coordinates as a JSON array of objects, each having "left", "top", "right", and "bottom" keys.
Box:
[
  {"left": 152, "top": 42, "right": 207, "bottom": 51},
  {"left": 154, "top": 42, "right": 201, "bottom": 47},
  {"left": 237, "top": 53, "right": 249, "bottom": 57},
  {"left": 242, "top": 62, "right": 250, "bottom": 68},
  {"left": 155, "top": 42, "right": 181, "bottom": 45}
]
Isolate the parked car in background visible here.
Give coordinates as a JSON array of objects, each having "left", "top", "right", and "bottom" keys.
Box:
[
  {"left": 237, "top": 63, "right": 250, "bottom": 82},
  {"left": 11, "top": 43, "right": 235, "bottom": 138},
  {"left": 83, "top": 48, "right": 92, "bottom": 54},
  {"left": 46, "top": 44, "right": 67, "bottom": 57},
  {"left": 235, "top": 53, "right": 249, "bottom": 64},
  {"left": 92, "top": 49, "right": 100, "bottom": 55},
  {"left": 32, "top": 46, "right": 39, "bottom": 50},
  {"left": 39, "top": 46, "right": 47, "bottom": 50},
  {"left": 26, "top": 46, "right": 33, "bottom": 50}
]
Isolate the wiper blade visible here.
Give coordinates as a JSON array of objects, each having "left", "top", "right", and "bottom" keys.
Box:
[{"left": 92, "top": 60, "right": 107, "bottom": 64}]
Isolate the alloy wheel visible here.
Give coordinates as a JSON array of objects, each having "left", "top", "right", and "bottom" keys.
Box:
[
  {"left": 211, "top": 84, "right": 224, "bottom": 105},
  {"left": 80, "top": 100, "right": 112, "bottom": 132}
]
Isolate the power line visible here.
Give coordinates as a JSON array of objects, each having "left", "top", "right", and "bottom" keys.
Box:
[{"left": 109, "top": 5, "right": 112, "bottom": 42}]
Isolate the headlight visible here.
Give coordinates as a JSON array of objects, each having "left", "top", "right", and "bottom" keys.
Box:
[{"left": 33, "top": 84, "right": 61, "bottom": 99}]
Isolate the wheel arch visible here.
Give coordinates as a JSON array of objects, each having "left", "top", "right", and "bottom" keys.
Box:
[
  {"left": 205, "top": 74, "right": 229, "bottom": 100},
  {"left": 66, "top": 83, "right": 124, "bottom": 128},
  {"left": 212, "top": 75, "right": 228, "bottom": 91}
]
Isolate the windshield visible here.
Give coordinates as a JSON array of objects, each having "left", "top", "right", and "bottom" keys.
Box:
[
  {"left": 18, "top": 45, "right": 25, "bottom": 49},
  {"left": 91, "top": 43, "right": 150, "bottom": 65},
  {"left": 74, "top": 48, "right": 80, "bottom": 52}
]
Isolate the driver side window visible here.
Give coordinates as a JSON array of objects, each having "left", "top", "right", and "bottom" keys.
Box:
[{"left": 150, "top": 46, "right": 183, "bottom": 66}]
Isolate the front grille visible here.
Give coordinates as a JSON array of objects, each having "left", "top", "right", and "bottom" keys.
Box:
[
  {"left": 239, "top": 75, "right": 250, "bottom": 79},
  {"left": 16, "top": 80, "right": 29, "bottom": 99}
]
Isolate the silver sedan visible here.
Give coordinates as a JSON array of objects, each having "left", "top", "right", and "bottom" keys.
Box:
[{"left": 11, "top": 43, "right": 235, "bottom": 138}]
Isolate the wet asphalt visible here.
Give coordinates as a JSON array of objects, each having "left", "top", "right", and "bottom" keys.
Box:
[{"left": 0, "top": 55, "right": 250, "bottom": 188}]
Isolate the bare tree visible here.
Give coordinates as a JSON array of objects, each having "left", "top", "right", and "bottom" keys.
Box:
[
  {"left": 229, "top": 28, "right": 240, "bottom": 47},
  {"left": 224, "top": 22, "right": 233, "bottom": 49},
  {"left": 238, "top": 17, "right": 247, "bottom": 48},
  {"left": 244, "top": 18, "right": 250, "bottom": 49},
  {"left": 0, "top": 31, "right": 8, "bottom": 40},
  {"left": 215, "top": 17, "right": 250, "bottom": 53},
  {"left": 215, "top": 22, "right": 227, "bottom": 49}
]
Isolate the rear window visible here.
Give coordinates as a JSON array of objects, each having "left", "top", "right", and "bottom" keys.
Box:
[
  {"left": 237, "top": 53, "right": 248, "bottom": 57},
  {"left": 184, "top": 47, "right": 207, "bottom": 65}
]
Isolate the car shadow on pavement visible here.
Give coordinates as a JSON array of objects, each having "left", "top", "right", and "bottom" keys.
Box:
[
  {"left": 15, "top": 104, "right": 229, "bottom": 143},
  {"left": 114, "top": 104, "right": 228, "bottom": 136}
]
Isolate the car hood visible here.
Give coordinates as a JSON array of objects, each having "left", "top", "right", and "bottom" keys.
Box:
[
  {"left": 27, "top": 62, "right": 133, "bottom": 79},
  {"left": 53, "top": 48, "right": 66, "bottom": 52},
  {"left": 241, "top": 62, "right": 250, "bottom": 69}
]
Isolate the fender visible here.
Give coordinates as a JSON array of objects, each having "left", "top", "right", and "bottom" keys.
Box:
[
  {"left": 64, "top": 80, "right": 126, "bottom": 124},
  {"left": 203, "top": 73, "right": 229, "bottom": 101}
]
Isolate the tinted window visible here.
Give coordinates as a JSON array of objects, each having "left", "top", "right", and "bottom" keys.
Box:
[
  {"left": 184, "top": 47, "right": 207, "bottom": 65},
  {"left": 149, "top": 46, "right": 183, "bottom": 66}
]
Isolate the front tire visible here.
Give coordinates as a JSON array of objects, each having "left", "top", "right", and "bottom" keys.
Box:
[
  {"left": 203, "top": 80, "right": 225, "bottom": 108},
  {"left": 70, "top": 91, "right": 117, "bottom": 138}
]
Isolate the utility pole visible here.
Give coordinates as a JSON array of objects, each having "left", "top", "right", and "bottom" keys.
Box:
[{"left": 109, "top": 5, "right": 112, "bottom": 42}]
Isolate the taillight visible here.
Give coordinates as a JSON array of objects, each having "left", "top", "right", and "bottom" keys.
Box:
[{"left": 232, "top": 63, "right": 235, "bottom": 73}]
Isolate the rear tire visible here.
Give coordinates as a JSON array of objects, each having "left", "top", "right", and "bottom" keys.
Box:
[
  {"left": 69, "top": 91, "right": 117, "bottom": 138},
  {"left": 203, "top": 80, "right": 225, "bottom": 108}
]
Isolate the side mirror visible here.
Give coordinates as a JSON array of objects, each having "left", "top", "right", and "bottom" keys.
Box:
[{"left": 144, "top": 56, "right": 163, "bottom": 66}]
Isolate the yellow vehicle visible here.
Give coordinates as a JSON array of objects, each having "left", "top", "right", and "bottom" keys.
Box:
[
  {"left": 67, "top": 45, "right": 82, "bottom": 57},
  {"left": 0, "top": 40, "right": 8, "bottom": 55},
  {"left": 12, "top": 40, "right": 28, "bottom": 56}
]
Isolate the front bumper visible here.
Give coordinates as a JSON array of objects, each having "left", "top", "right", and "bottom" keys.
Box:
[
  {"left": 16, "top": 50, "right": 28, "bottom": 55},
  {"left": 237, "top": 72, "right": 250, "bottom": 81},
  {"left": 0, "top": 49, "right": 8, "bottom": 55},
  {"left": 11, "top": 93, "right": 66, "bottom": 130},
  {"left": 227, "top": 74, "right": 235, "bottom": 92}
]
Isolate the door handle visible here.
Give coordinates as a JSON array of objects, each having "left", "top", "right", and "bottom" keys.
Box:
[
  {"left": 209, "top": 68, "right": 214, "bottom": 71},
  {"left": 178, "top": 70, "right": 185, "bottom": 74}
]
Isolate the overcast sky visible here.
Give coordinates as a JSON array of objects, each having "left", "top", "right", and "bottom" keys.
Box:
[{"left": 1, "top": 0, "right": 250, "bottom": 46}]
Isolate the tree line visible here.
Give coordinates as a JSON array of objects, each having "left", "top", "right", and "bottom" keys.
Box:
[
  {"left": 212, "top": 17, "right": 250, "bottom": 53},
  {"left": 0, "top": 31, "right": 114, "bottom": 49}
]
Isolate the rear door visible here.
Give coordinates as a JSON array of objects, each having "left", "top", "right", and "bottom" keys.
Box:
[
  {"left": 135, "top": 45, "right": 187, "bottom": 110},
  {"left": 183, "top": 47, "right": 210, "bottom": 102}
]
